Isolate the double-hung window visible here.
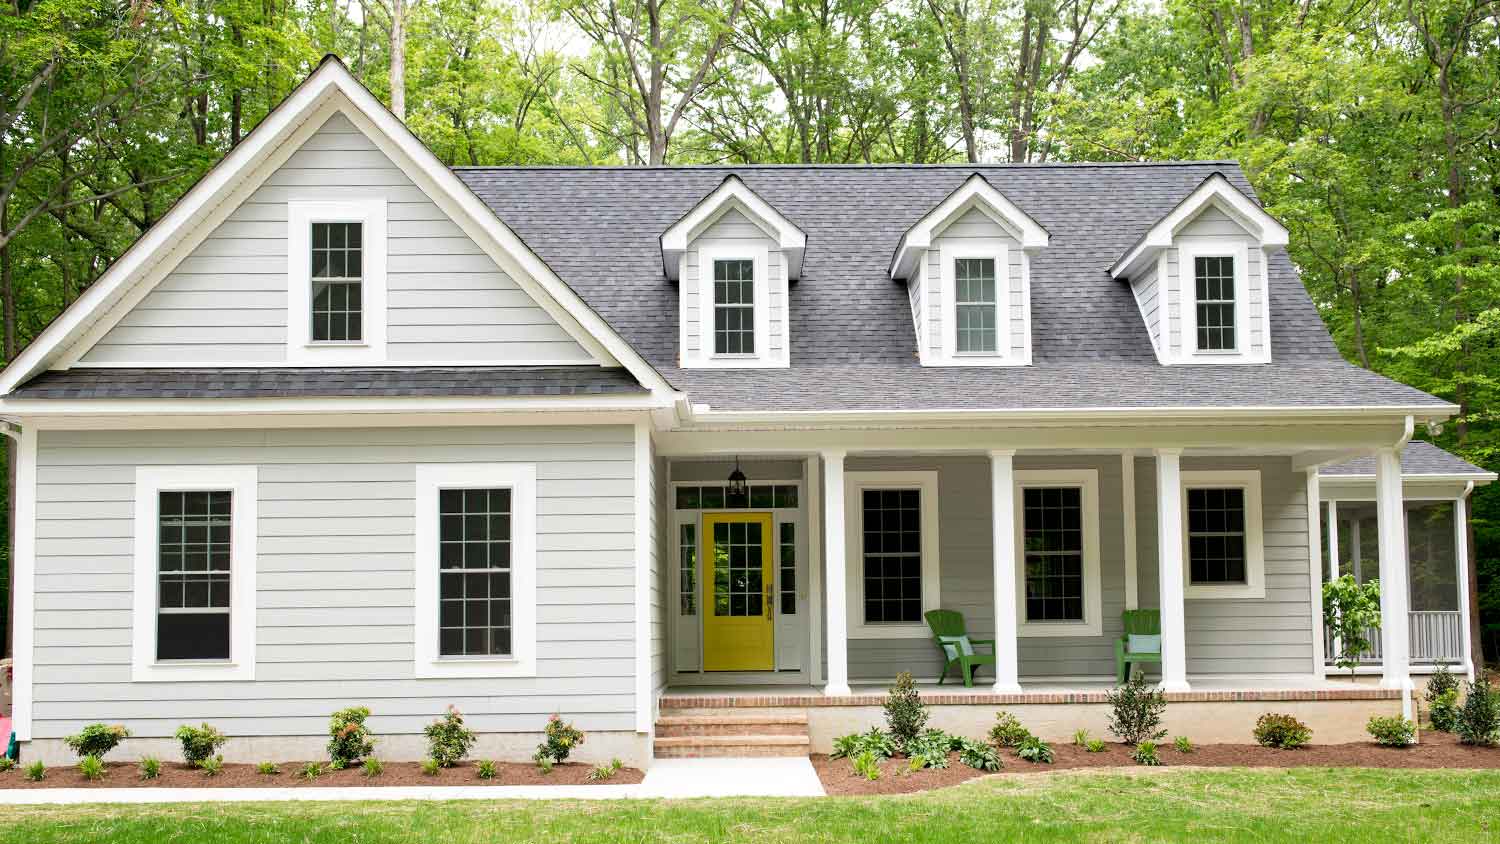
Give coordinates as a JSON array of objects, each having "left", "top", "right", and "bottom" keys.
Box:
[
  {"left": 1014, "top": 469, "right": 1101, "bottom": 637},
  {"left": 311, "top": 222, "right": 363, "bottom": 343},
  {"left": 713, "top": 258, "right": 756, "bottom": 355},
  {"left": 287, "top": 199, "right": 386, "bottom": 363},
  {"left": 1194, "top": 255, "right": 1236, "bottom": 351},
  {"left": 954, "top": 257, "right": 998, "bottom": 353},
  {"left": 845, "top": 472, "right": 939, "bottom": 638},
  {"left": 1180, "top": 470, "right": 1265, "bottom": 599},
  {"left": 156, "top": 490, "right": 233, "bottom": 660},
  {"left": 415, "top": 463, "right": 536, "bottom": 678}
]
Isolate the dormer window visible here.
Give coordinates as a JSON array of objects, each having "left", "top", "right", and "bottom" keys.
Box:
[
  {"left": 954, "top": 258, "right": 998, "bottom": 354},
  {"left": 1193, "top": 255, "right": 1235, "bottom": 351},
  {"left": 713, "top": 259, "right": 756, "bottom": 355}
]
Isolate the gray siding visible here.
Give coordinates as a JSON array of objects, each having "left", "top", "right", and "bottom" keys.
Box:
[
  {"left": 1132, "top": 262, "right": 1161, "bottom": 352},
  {"left": 1136, "top": 455, "right": 1314, "bottom": 675},
  {"left": 1165, "top": 206, "right": 1267, "bottom": 359},
  {"left": 31, "top": 425, "right": 637, "bottom": 739},
  {"left": 81, "top": 113, "right": 591, "bottom": 366},
  {"left": 682, "top": 208, "right": 786, "bottom": 363},
  {"left": 924, "top": 208, "right": 1027, "bottom": 359}
]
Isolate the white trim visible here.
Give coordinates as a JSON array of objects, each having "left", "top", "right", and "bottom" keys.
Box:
[
  {"left": 889, "top": 174, "right": 1048, "bottom": 279},
  {"left": 1110, "top": 173, "right": 1290, "bottom": 280},
  {"left": 806, "top": 455, "right": 824, "bottom": 686},
  {"left": 843, "top": 471, "right": 940, "bottom": 640},
  {"left": 1176, "top": 238, "right": 1268, "bottom": 365},
  {"left": 661, "top": 176, "right": 806, "bottom": 281},
  {"left": 822, "top": 450, "right": 850, "bottom": 695},
  {"left": 1305, "top": 469, "right": 1326, "bottom": 678},
  {"left": 936, "top": 239, "right": 1014, "bottom": 365},
  {"left": 1456, "top": 484, "right": 1476, "bottom": 681},
  {"left": 1179, "top": 469, "right": 1266, "bottom": 600},
  {"left": 689, "top": 243, "right": 783, "bottom": 369},
  {"left": 11, "top": 426, "right": 37, "bottom": 739},
  {"left": 683, "top": 403, "right": 1456, "bottom": 426},
  {"left": 1122, "top": 454, "right": 1139, "bottom": 610},
  {"left": 286, "top": 199, "right": 387, "bottom": 363},
  {"left": 412, "top": 462, "right": 537, "bottom": 679},
  {"left": 1014, "top": 469, "right": 1103, "bottom": 638},
  {"left": 988, "top": 451, "right": 1021, "bottom": 692},
  {"left": 633, "top": 425, "right": 652, "bottom": 732},
  {"left": 1154, "top": 449, "right": 1190, "bottom": 692},
  {"left": 1374, "top": 447, "right": 1413, "bottom": 692},
  {"left": 131, "top": 465, "right": 258, "bottom": 683}
]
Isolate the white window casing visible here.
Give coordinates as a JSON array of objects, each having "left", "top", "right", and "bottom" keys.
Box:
[
  {"left": 132, "top": 465, "right": 258, "bottom": 683},
  {"left": 939, "top": 239, "right": 1011, "bottom": 365},
  {"left": 413, "top": 462, "right": 537, "bottom": 678},
  {"left": 287, "top": 198, "right": 387, "bottom": 364},
  {"left": 844, "top": 471, "right": 941, "bottom": 639},
  {"left": 692, "top": 242, "right": 777, "bottom": 368},
  {"left": 1175, "top": 238, "right": 1269, "bottom": 365},
  {"left": 1014, "top": 469, "right": 1103, "bottom": 637},
  {"left": 1180, "top": 469, "right": 1266, "bottom": 600}
]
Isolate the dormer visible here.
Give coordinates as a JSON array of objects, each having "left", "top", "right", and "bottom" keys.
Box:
[
  {"left": 664, "top": 176, "right": 805, "bottom": 369},
  {"left": 1111, "top": 174, "right": 1289, "bottom": 366},
  {"left": 890, "top": 174, "right": 1048, "bottom": 366}
]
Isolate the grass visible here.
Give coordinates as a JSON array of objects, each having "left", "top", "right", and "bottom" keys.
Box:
[{"left": 1, "top": 768, "right": 1498, "bottom": 843}]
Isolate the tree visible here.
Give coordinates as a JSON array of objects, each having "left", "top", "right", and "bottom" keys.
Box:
[{"left": 1323, "top": 575, "right": 1383, "bottom": 679}]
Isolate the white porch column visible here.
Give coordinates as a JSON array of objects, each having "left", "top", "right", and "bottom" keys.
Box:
[
  {"left": 1306, "top": 469, "right": 1327, "bottom": 678},
  {"left": 1375, "top": 447, "right": 1412, "bottom": 691},
  {"left": 989, "top": 450, "right": 1022, "bottom": 693},
  {"left": 1154, "top": 448, "right": 1190, "bottom": 692},
  {"left": 822, "top": 449, "right": 851, "bottom": 696}
]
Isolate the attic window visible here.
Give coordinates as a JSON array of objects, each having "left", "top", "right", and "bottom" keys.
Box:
[
  {"left": 311, "top": 222, "right": 364, "bottom": 343},
  {"left": 955, "top": 257, "right": 998, "bottom": 354},
  {"left": 287, "top": 198, "right": 387, "bottom": 364},
  {"left": 713, "top": 259, "right": 756, "bottom": 355},
  {"left": 1194, "top": 256, "right": 1235, "bottom": 351}
]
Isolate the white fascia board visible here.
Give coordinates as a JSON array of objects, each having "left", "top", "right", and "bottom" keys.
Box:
[
  {"left": 1320, "top": 471, "right": 1498, "bottom": 484},
  {"left": 890, "top": 174, "right": 1049, "bottom": 280},
  {"left": 1110, "top": 173, "right": 1290, "bottom": 280},
  {"left": 0, "top": 392, "right": 671, "bottom": 420},
  {"left": 683, "top": 403, "right": 1458, "bottom": 427},
  {"left": 661, "top": 175, "right": 806, "bottom": 281}
]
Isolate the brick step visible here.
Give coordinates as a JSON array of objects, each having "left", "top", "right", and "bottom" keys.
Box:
[
  {"left": 655, "top": 713, "right": 808, "bottom": 738},
  {"left": 653, "top": 734, "right": 811, "bottom": 758}
]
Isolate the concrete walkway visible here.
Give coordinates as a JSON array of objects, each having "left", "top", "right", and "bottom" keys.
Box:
[{"left": 0, "top": 757, "right": 826, "bottom": 804}]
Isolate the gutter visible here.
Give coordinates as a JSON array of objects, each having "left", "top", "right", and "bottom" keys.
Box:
[{"left": 679, "top": 403, "right": 1457, "bottom": 428}]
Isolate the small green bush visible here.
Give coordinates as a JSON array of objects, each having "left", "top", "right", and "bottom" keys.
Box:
[
  {"left": 78, "top": 755, "right": 106, "bottom": 781},
  {"left": 1173, "top": 736, "right": 1193, "bottom": 754},
  {"left": 256, "top": 761, "right": 279, "bottom": 775},
  {"left": 1367, "top": 716, "right": 1415, "bottom": 747},
  {"left": 139, "top": 757, "right": 161, "bottom": 780},
  {"left": 299, "top": 761, "right": 323, "bottom": 781},
  {"left": 476, "top": 759, "right": 498, "bottom": 780},
  {"left": 1084, "top": 738, "right": 1106, "bottom": 753},
  {"left": 420, "top": 758, "right": 441, "bottom": 776},
  {"left": 424, "top": 706, "right": 477, "bottom": 767},
  {"left": 1427, "top": 666, "right": 1462, "bottom": 732},
  {"left": 851, "top": 750, "right": 882, "bottom": 781},
  {"left": 0, "top": 757, "right": 16, "bottom": 772},
  {"left": 1072, "top": 728, "right": 1091, "bottom": 746},
  {"left": 987, "top": 712, "right": 1031, "bottom": 748},
  {"left": 327, "top": 706, "right": 375, "bottom": 769},
  {"left": 174, "top": 723, "right": 227, "bottom": 765},
  {"left": 1457, "top": 671, "right": 1500, "bottom": 747},
  {"left": 1132, "top": 741, "right": 1161, "bottom": 766},
  {"left": 362, "top": 757, "right": 383, "bottom": 778},
  {"left": 587, "top": 758, "right": 623, "bottom": 781},
  {"left": 1107, "top": 674, "right": 1168, "bottom": 745},
  {"left": 534, "top": 755, "right": 554, "bottom": 775},
  {"left": 904, "top": 729, "right": 955, "bottom": 767},
  {"left": 1016, "top": 735, "right": 1054, "bottom": 764},
  {"left": 883, "top": 672, "right": 928, "bottom": 750},
  {"left": 1254, "top": 713, "right": 1312, "bottom": 749},
  {"left": 24, "top": 761, "right": 44, "bottom": 782},
  {"left": 536, "top": 714, "right": 586, "bottom": 765},
  {"left": 63, "top": 724, "right": 130, "bottom": 759},
  {"left": 830, "top": 727, "right": 897, "bottom": 760},
  {"left": 957, "top": 738, "right": 1002, "bottom": 771},
  {"left": 198, "top": 755, "right": 224, "bottom": 777}
]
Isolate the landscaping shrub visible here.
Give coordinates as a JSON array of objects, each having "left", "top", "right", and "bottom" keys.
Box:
[
  {"left": 420, "top": 758, "right": 441, "bottom": 776},
  {"left": 1254, "top": 713, "right": 1312, "bottom": 749},
  {"left": 78, "top": 755, "right": 106, "bottom": 781},
  {"left": 1016, "top": 736, "right": 1054, "bottom": 764},
  {"left": 1072, "top": 729, "right": 1091, "bottom": 746},
  {"left": 63, "top": 723, "right": 130, "bottom": 759},
  {"left": 587, "top": 758, "right": 623, "bottom": 781},
  {"left": 1323, "top": 575, "right": 1382, "bottom": 677},
  {"left": 24, "top": 762, "right": 44, "bottom": 782},
  {"left": 1107, "top": 674, "right": 1167, "bottom": 745},
  {"left": 883, "top": 672, "right": 928, "bottom": 750},
  {"left": 830, "top": 728, "right": 897, "bottom": 760},
  {"left": 1173, "top": 736, "right": 1193, "bottom": 754},
  {"left": 1132, "top": 741, "right": 1161, "bottom": 766},
  {"left": 536, "top": 714, "right": 585, "bottom": 764},
  {"left": 987, "top": 711, "right": 1031, "bottom": 748},
  {"left": 534, "top": 755, "right": 554, "bottom": 775},
  {"left": 1366, "top": 716, "right": 1415, "bottom": 747},
  {"left": 904, "top": 729, "right": 955, "bottom": 767},
  {"left": 1084, "top": 738, "right": 1106, "bottom": 753},
  {"left": 174, "top": 723, "right": 227, "bottom": 765},
  {"left": 1457, "top": 670, "right": 1500, "bottom": 747},
  {"left": 0, "top": 757, "right": 14, "bottom": 772},
  {"left": 476, "top": 760, "right": 498, "bottom": 780},
  {"left": 256, "top": 762, "right": 279, "bottom": 776},
  {"left": 139, "top": 757, "right": 161, "bottom": 780},
  {"left": 1426, "top": 665, "right": 1462, "bottom": 732},
  {"left": 327, "top": 706, "right": 375, "bottom": 768},
  {"left": 198, "top": 755, "right": 224, "bottom": 777},
  {"left": 957, "top": 738, "right": 1002, "bottom": 771},
  {"left": 299, "top": 761, "right": 323, "bottom": 781},
  {"left": 424, "top": 706, "right": 477, "bottom": 767},
  {"left": 852, "top": 751, "right": 881, "bottom": 781},
  {"left": 362, "top": 757, "right": 384, "bottom": 778}
]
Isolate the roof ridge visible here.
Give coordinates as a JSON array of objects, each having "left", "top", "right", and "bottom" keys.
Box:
[{"left": 451, "top": 160, "right": 1242, "bottom": 172}]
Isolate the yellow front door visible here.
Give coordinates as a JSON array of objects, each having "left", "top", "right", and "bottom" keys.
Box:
[{"left": 701, "top": 512, "right": 775, "bottom": 671}]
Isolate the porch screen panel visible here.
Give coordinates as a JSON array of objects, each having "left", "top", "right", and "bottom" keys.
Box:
[
  {"left": 1022, "top": 487, "right": 1084, "bottom": 622},
  {"left": 1406, "top": 501, "right": 1458, "bottom": 611},
  {"left": 438, "top": 487, "right": 513, "bottom": 657},
  {"left": 861, "top": 489, "right": 922, "bottom": 624},
  {"left": 1187, "top": 488, "right": 1246, "bottom": 584}
]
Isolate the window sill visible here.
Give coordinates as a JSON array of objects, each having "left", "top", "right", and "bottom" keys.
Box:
[
  {"left": 415, "top": 655, "right": 536, "bottom": 679},
  {"left": 1185, "top": 582, "right": 1265, "bottom": 600},
  {"left": 1018, "top": 619, "right": 1103, "bottom": 638},
  {"left": 306, "top": 341, "right": 368, "bottom": 348},
  {"left": 848, "top": 622, "right": 929, "bottom": 640},
  {"left": 131, "top": 659, "right": 252, "bottom": 683}
]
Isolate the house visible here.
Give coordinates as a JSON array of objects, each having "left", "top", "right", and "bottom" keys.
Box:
[{"left": 1, "top": 57, "right": 1491, "bottom": 766}]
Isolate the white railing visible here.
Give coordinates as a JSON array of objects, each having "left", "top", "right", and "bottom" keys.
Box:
[{"left": 1323, "top": 610, "right": 1465, "bottom": 666}]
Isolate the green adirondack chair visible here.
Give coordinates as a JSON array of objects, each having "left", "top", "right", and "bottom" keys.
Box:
[
  {"left": 925, "top": 609, "right": 996, "bottom": 687},
  {"left": 1115, "top": 609, "right": 1163, "bottom": 682}
]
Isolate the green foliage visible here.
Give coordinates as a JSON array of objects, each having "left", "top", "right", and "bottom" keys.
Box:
[
  {"left": 1072, "top": 729, "right": 1091, "bottom": 746},
  {"left": 362, "top": 757, "right": 384, "bottom": 778},
  {"left": 420, "top": 758, "right": 441, "bottom": 776},
  {"left": 256, "top": 762, "right": 279, "bottom": 776},
  {"left": 1254, "top": 714, "right": 1312, "bottom": 749},
  {"left": 198, "top": 755, "right": 225, "bottom": 777},
  {"left": 299, "top": 761, "right": 323, "bottom": 781},
  {"left": 957, "top": 738, "right": 1002, "bottom": 772},
  {"left": 1172, "top": 736, "right": 1193, "bottom": 754},
  {"left": 63, "top": 724, "right": 130, "bottom": 759},
  {"left": 903, "top": 729, "right": 955, "bottom": 767},
  {"left": 1132, "top": 741, "right": 1161, "bottom": 766},
  {"left": 1016, "top": 736, "right": 1054, "bottom": 764},
  {"left": 987, "top": 712, "right": 1031, "bottom": 748},
  {"left": 139, "top": 757, "right": 161, "bottom": 780},
  {"left": 883, "top": 672, "right": 928, "bottom": 750},
  {"left": 534, "top": 755, "right": 554, "bottom": 775},
  {"left": 1084, "top": 738, "right": 1107, "bottom": 753},
  {"left": 23, "top": 762, "right": 44, "bottom": 782},
  {"left": 1427, "top": 666, "right": 1463, "bottom": 732},
  {"left": 174, "top": 724, "right": 227, "bottom": 765},
  {"left": 0, "top": 757, "right": 14, "bottom": 772},
  {"left": 1457, "top": 671, "right": 1500, "bottom": 747},
  {"left": 851, "top": 750, "right": 882, "bottom": 781},
  {"left": 326, "top": 706, "right": 375, "bottom": 768},
  {"left": 536, "top": 714, "right": 585, "bottom": 764},
  {"left": 1323, "top": 576, "right": 1383, "bottom": 677},
  {"left": 78, "top": 755, "right": 106, "bottom": 781},
  {"left": 424, "top": 706, "right": 477, "bottom": 767},
  {"left": 1366, "top": 716, "right": 1415, "bottom": 747},
  {"left": 1107, "top": 675, "right": 1167, "bottom": 745},
  {"left": 477, "top": 760, "right": 498, "bottom": 780},
  {"left": 586, "top": 758, "right": 623, "bottom": 781},
  {"left": 830, "top": 728, "right": 897, "bottom": 761}
]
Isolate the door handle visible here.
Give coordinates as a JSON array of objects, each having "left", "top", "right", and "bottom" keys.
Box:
[{"left": 764, "top": 583, "right": 772, "bottom": 619}]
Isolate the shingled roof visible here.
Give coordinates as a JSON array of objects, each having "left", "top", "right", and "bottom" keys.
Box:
[
  {"left": 456, "top": 162, "right": 1450, "bottom": 414},
  {"left": 1321, "top": 440, "right": 1495, "bottom": 479}
]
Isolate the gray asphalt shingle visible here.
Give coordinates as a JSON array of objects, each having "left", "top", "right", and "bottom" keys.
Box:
[{"left": 1321, "top": 440, "right": 1494, "bottom": 478}]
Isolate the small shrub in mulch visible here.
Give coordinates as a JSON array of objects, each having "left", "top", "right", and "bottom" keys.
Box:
[{"left": 0, "top": 759, "right": 643, "bottom": 789}]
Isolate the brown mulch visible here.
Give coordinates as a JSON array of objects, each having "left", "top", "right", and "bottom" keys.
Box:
[
  {"left": 0, "top": 759, "right": 643, "bottom": 789},
  {"left": 813, "top": 731, "right": 1500, "bottom": 796}
]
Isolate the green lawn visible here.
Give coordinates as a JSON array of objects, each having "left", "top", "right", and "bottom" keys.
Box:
[{"left": 4, "top": 768, "right": 1498, "bottom": 844}]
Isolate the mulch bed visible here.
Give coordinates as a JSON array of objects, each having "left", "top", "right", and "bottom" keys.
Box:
[
  {"left": 814, "top": 731, "right": 1500, "bottom": 796},
  {"left": 0, "top": 759, "right": 644, "bottom": 789}
]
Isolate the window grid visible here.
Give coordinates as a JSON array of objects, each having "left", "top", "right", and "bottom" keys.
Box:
[
  {"left": 311, "top": 221, "right": 363, "bottom": 342},
  {"left": 679, "top": 523, "right": 697, "bottom": 615},
  {"left": 438, "top": 487, "right": 514, "bottom": 657},
  {"left": 713, "top": 259, "right": 756, "bottom": 355},
  {"left": 1194, "top": 255, "right": 1235, "bottom": 351},
  {"left": 1022, "top": 487, "right": 1085, "bottom": 623},
  {"left": 954, "top": 257, "right": 998, "bottom": 353},
  {"left": 674, "top": 484, "right": 798, "bottom": 510},
  {"left": 779, "top": 522, "right": 796, "bottom": 615},
  {"left": 1188, "top": 487, "right": 1247, "bottom": 584},
  {"left": 711, "top": 521, "right": 764, "bottom": 617},
  {"left": 157, "top": 490, "right": 232, "bottom": 661},
  {"left": 861, "top": 489, "right": 922, "bottom": 624}
]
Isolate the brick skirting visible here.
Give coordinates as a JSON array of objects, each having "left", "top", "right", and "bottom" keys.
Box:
[{"left": 659, "top": 687, "right": 1403, "bottom": 709}]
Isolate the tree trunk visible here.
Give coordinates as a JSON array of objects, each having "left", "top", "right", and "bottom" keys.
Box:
[{"left": 390, "top": 0, "right": 407, "bottom": 120}]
